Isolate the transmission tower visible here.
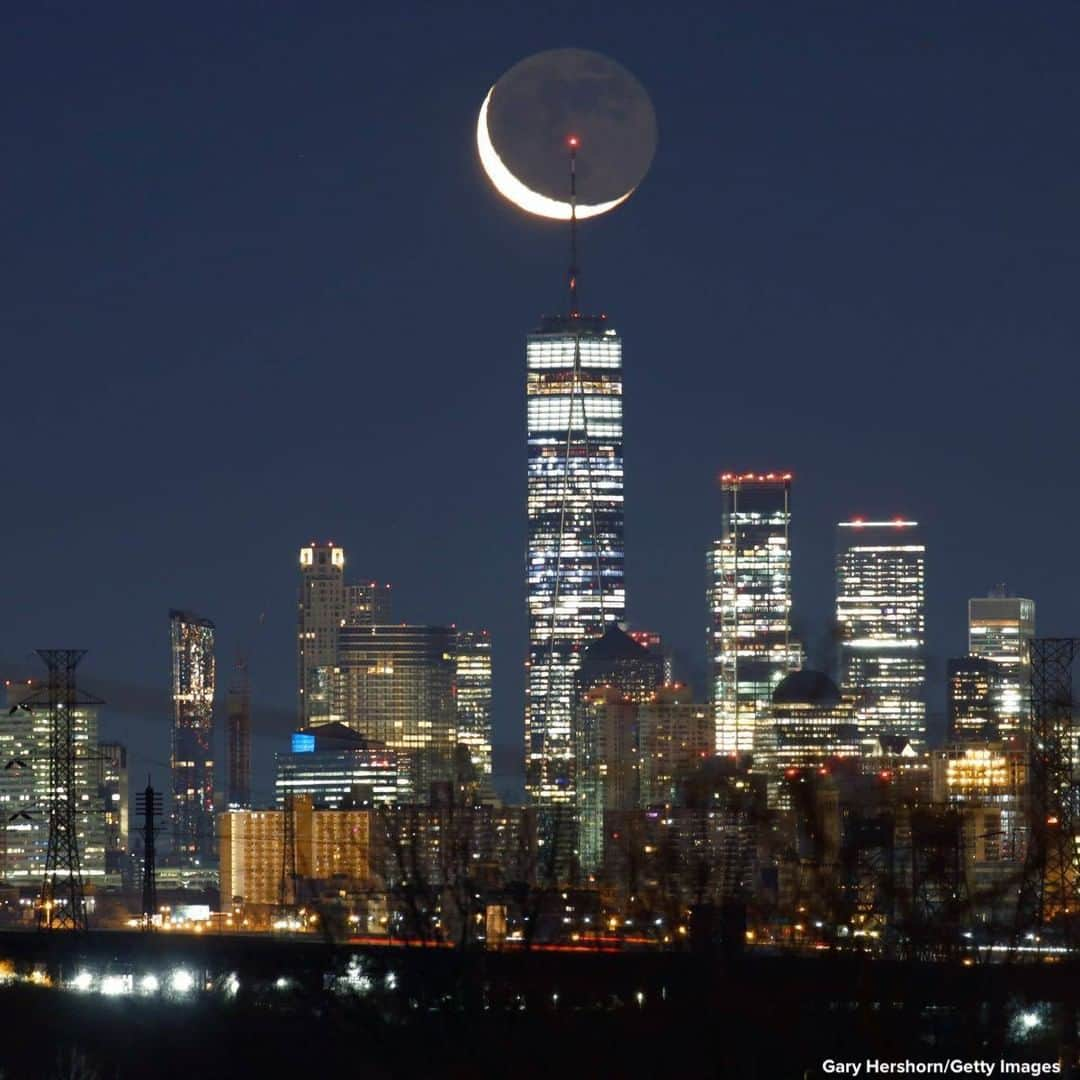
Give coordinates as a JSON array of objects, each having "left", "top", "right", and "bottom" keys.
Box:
[
  {"left": 136, "top": 778, "right": 162, "bottom": 927},
  {"left": 24, "top": 650, "right": 103, "bottom": 932},
  {"left": 1014, "top": 638, "right": 1080, "bottom": 944},
  {"left": 278, "top": 790, "right": 298, "bottom": 914}
]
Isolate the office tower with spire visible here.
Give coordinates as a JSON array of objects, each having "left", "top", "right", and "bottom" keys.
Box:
[
  {"left": 297, "top": 542, "right": 346, "bottom": 728},
  {"left": 707, "top": 472, "right": 800, "bottom": 757},
  {"left": 836, "top": 520, "right": 927, "bottom": 747},
  {"left": 169, "top": 609, "right": 216, "bottom": 865},
  {"left": 968, "top": 591, "right": 1035, "bottom": 734},
  {"left": 524, "top": 142, "right": 626, "bottom": 818}
]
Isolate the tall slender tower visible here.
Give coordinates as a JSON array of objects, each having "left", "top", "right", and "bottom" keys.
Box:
[
  {"left": 454, "top": 629, "right": 494, "bottom": 789},
  {"left": 226, "top": 655, "right": 252, "bottom": 810},
  {"left": 707, "top": 473, "right": 800, "bottom": 757},
  {"left": 836, "top": 520, "right": 927, "bottom": 747},
  {"left": 297, "top": 542, "right": 346, "bottom": 728},
  {"left": 169, "top": 610, "right": 216, "bottom": 866},
  {"left": 525, "top": 141, "right": 625, "bottom": 817}
]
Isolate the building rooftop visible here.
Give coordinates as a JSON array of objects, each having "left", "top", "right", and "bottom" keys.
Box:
[{"left": 772, "top": 669, "right": 842, "bottom": 707}]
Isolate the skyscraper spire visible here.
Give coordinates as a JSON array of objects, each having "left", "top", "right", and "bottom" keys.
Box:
[{"left": 568, "top": 135, "right": 579, "bottom": 317}]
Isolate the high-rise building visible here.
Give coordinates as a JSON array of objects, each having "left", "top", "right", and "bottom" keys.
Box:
[
  {"left": 297, "top": 542, "right": 346, "bottom": 727},
  {"left": 947, "top": 656, "right": 1002, "bottom": 740},
  {"left": 345, "top": 581, "right": 393, "bottom": 626},
  {"left": 0, "top": 680, "right": 105, "bottom": 882},
  {"left": 454, "top": 630, "right": 493, "bottom": 786},
  {"left": 169, "top": 609, "right": 216, "bottom": 866},
  {"left": 767, "top": 670, "right": 860, "bottom": 809},
  {"left": 276, "top": 724, "right": 402, "bottom": 808},
  {"left": 637, "top": 685, "right": 714, "bottom": 807},
  {"left": 226, "top": 656, "right": 252, "bottom": 810},
  {"left": 94, "top": 741, "right": 128, "bottom": 880},
  {"left": 525, "top": 313, "right": 625, "bottom": 813},
  {"left": 836, "top": 520, "right": 927, "bottom": 747},
  {"left": 573, "top": 626, "right": 666, "bottom": 872},
  {"left": 708, "top": 472, "right": 800, "bottom": 757},
  {"left": 968, "top": 593, "right": 1035, "bottom": 734},
  {"left": 335, "top": 624, "right": 456, "bottom": 801}
]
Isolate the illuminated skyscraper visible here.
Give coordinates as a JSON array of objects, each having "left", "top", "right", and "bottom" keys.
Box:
[
  {"left": 947, "top": 655, "right": 1002, "bottom": 740},
  {"left": 836, "top": 520, "right": 926, "bottom": 747},
  {"left": 335, "top": 624, "right": 456, "bottom": 801},
  {"left": 968, "top": 592, "right": 1035, "bottom": 734},
  {"left": 707, "top": 472, "right": 800, "bottom": 757},
  {"left": 170, "top": 609, "right": 216, "bottom": 866},
  {"left": 525, "top": 314, "right": 625, "bottom": 811},
  {"left": 297, "top": 542, "right": 346, "bottom": 727},
  {"left": 454, "top": 630, "right": 493, "bottom": 786},
  {"left": 0, "top": 680, "right": 105, "bottom": 882}
]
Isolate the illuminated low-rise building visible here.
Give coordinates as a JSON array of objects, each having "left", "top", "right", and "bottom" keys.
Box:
[
  {"left": 931, "top": 740, "right": 1027, "bottom": 861},
  {"left": 275, "top": 724, "right": 402, "bottom": 809},
  {"left": 219, "top": 797, "right": 373, "bottom": 909}
]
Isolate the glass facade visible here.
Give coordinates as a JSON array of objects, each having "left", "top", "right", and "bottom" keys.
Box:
[
  {"left": 335, "top": 624, "right": 456, "bottom": 801},
  {"left": 968, "top": 594, "right": 1035, "bottom": 735},
  {"left": 454, "top": 629, "right": 493, "bottom": 784},
  {"left": 170, "top": 609, "right": 216, "bottom": 865},
  {"left": 708, "top": 473, "right": 800, "bottom": 757},
  {"left": 836, "top": 520, "right": 927, "bottom": 747},
  {"left": 947, "top": 655, "right": 1002, "bottom": 740},
  {"left": 525, "top": 314, "right": 625, "bottom": 810},
  {"left": 275, "top": 724, "right": 402, "bottom": 808}
]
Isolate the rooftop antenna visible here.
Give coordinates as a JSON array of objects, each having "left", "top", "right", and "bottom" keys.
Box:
[{"left": 568, "top": 135, "right": 580, "bottom": 317}]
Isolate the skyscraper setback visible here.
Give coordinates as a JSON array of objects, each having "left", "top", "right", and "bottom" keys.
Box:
[
  {"left": 836, "top": 520, "right": 927, "bottom": 747},
  {"left": 525, "top": 314, "right": 625, "bottom": 811},
  {"left": 707, "top": 472, "right": 799, "bottom": 756},
  {"left": 169, "top": 609, "right": 216, "bottom": 865}
]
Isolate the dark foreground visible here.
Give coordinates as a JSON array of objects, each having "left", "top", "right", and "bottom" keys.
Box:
[{"left": 0, "top": 934, "right": 1076, "bottom": 1078}]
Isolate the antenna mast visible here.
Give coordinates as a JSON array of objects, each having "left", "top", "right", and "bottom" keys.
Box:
[{"left": 568, "top": 136, "right": 580, "bottom": 317}]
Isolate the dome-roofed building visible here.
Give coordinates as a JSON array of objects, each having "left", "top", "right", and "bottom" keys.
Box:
[{"left": 768, "top": 669, "right": 860, "bottom": 810}]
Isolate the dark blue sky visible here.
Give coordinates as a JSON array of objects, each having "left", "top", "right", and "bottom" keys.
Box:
[{"left": 3, "top": 3, "right": 1078, "bottom": 802}]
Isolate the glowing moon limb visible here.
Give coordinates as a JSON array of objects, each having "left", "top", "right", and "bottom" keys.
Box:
[{"left": 476, "top": 87, "right": 633, "bottom": 221}]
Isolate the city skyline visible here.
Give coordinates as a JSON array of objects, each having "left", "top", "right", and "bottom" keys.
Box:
[{"left": 4, "top": 6, "right": 1079, "bottom": 802}]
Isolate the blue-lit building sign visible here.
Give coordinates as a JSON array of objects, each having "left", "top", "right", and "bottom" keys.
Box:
[{"left": 291, "top": 732, "right": 316, "bottom": 754}]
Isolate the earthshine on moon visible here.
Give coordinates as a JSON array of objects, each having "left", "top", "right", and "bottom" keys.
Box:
[{"left": 476, "top": 48, "right": 657, "bottom": 221}]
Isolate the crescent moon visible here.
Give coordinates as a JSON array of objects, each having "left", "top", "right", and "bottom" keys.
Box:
[{"left": 475, "top": 86, "right": 633, "bottom": 221}]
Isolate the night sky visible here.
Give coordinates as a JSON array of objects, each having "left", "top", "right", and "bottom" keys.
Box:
[{"left": 3, "top": 4, "right": 1079, "bottom": 803}]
